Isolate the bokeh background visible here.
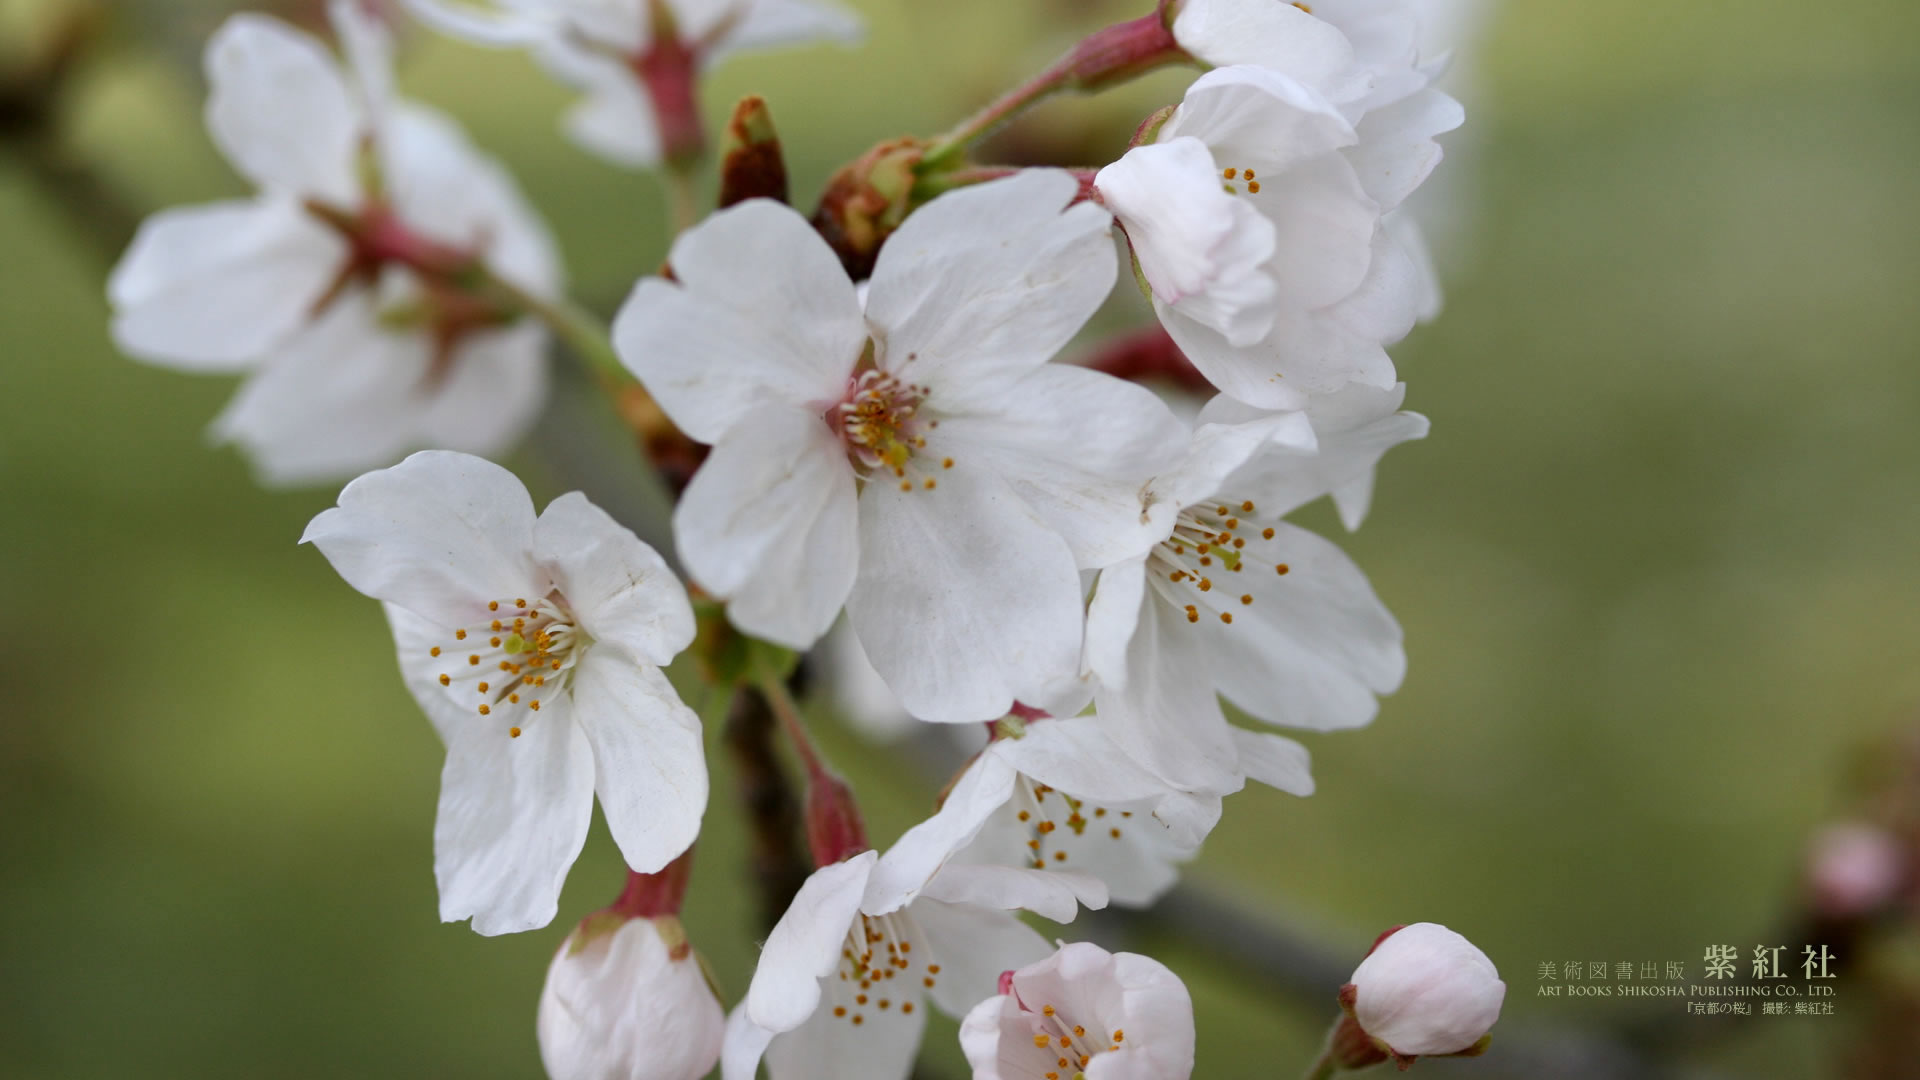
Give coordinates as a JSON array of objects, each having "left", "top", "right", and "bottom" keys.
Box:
[{"left": 4, "top": 0, "right": 1918, "bottom": 1077}]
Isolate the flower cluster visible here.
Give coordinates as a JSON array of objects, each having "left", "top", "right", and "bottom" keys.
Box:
[{"left": 110, "top": 0, "right": 1504, "bottom": 1076}]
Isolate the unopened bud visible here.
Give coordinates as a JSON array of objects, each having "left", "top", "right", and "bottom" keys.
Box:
[
  {"left": 537, "top": 912, "right": 723, "bottom": 1080},
  {"left": 1340, "top": 923, "right": 1505, "bottom": 1067},
  {"left": 1807, "top": 822, "right": 1907, "bottom": 921},
  {"left": 805, "top": 766, "right": 870, "bottom": 868},
  {"left": 718, "top": 96, "right": 788, "bottom": 208},
  {"left": 811, "top": 137, "right": 925, "bottom": 279}
]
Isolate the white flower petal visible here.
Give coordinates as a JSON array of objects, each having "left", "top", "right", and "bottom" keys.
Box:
[
  {"left": 414, "top": 321, "right": 551, "bottom": 463},
  {"left": 382, "top": 103, "right": 564, "bottom": 297},
  {"left": 398, "top": 0, "right": 552, "bottom": 46},
  {"left": 1010, "top": 945, "right": 1195, "bottom": 1079},
  {"left": 933, "top": 364, "right": 1186, "bottom": 569},
  {"left": 537, "top": 917, "right": 725, "bottom": 1080},
  {"left": 994, "top": 717, "right": 1183, "bottom": 809},
  {"left": 865, "top": 753, "right": 1020, "bottom": 915},
  {"left": 1083, "top": 557, "right": 1148, "bottom": 691},
  {"left": 1162, "top": 65, "right": 1357, "bottom": 176},
  {"left": 560, "top": 72, "right": 664, "bottom": 168},
  {"left": 1230, "top": 728, "right": 1315, "bottom": 796},
  {"left": 746, "top": 852, "right": 878, "bottom": 1033},
  {"left": 1347, "top": 87, "right": 1465, "bottom": 213},
  {"left": 109, "top": 198, "right": 343, "bottom": 370},
  {"left": 713, "top": 0, "right": 864, "bottom": 61},
  {"left": 848, "top": 463, "right": 1083, "bottom": 724},
  {"left": 207, "top": 293, "right": 424, "bottom": 486},
  {"left": 1205, "top": 522, "right": 1404, "bottom": 731},
  {"left": 957, "top": 995, "right": 1025, "bottom": 1080},
  {"left": 672, "top": 404, "right": 855, "bottom": 645},
  {"left": 433, "top": 683, "right": 594, "bottom": 935},
  {"left": 761, "top": 980, "right": 927, "bottom": 1080},
  {"left": 1157, "top": 302, "right": 1306, "bottom": 411},
  {"left": 331, "top": 0, "right": 395, "bottom": 130},
  {"left": 724, "top": 459, "right": 861, "bottom": 650},
  {"left": 1322, "top": 225, "right": 1424, "bottom": 354},
  {"left": 303, "top": 450, "right": 547, "bottom": 625},
  {"left": 920, "top": 863, "right": 1107, "bottom": 924},
  {"left": 1170, "top": 0, "right": 1359, "bottom": 99},
  {"left": 615, "top": 200, "right": 865, "bottom": 442},
  {"left": 1386, "top": 209, "right": 1444, "bottom": 325},
  {"left": 534, "top": 492, "right": 694, "bottom": 667},
  {"left": 203, "top": 14, "right": 361, "bottom": 202},
  {"left": 1160, "top": 410, "right": 1318, "bottom": 512},
  {"left": 1162, "top": 284, "right": 1398, "bottom": 410},
  {"left": 571, "top": 650, "right": 707, "bottom": 875},
  {"left": 1095, "top": 138, "right": 1277, "bottom": 347},
  {"left": 1094, "top": 598, "right": 1243, "bottom": 795},
  {"left": 910, "top": 899, "right": 1052, "bottom": 1018},
  {"left": 721, "top": 1006, "right": 778, "bottom": 1080},
  {"left": 1350, "top": 923, "right": 1505, "bottom": 1057},
  {"left": 1254, "top": 152, "right": 1379, "bottom": 313},
  {"left": 867, "top": 171, "right": 1116, "bottom": 398},
  {"left": 1206, "top": 382, "right": 1428, "bottom": 525}
]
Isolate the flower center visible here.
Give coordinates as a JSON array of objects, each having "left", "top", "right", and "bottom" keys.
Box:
[
  {"left": 1146, "top": 496, "right": 1290, "bottom": 627},
  {"left": 825, "top": 911, "right": 932, "bottom": 1028},
  {"left": 828, "top": 370, "right": 954, "bottom": 493},
  {"left": 1019, "top": 999, "right": 1127, "bottom": 1078},
  {"left": 427, "top": 594, "right": 587, "bottom": 738},
  {"left": 1010, "top": 777, "right": 1134, "bottom": 869},
  {"left": 1220, "top": 165, "right": 1262, "bottom": 196}
]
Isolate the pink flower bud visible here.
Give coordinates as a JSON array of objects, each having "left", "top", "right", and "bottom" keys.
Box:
[
  {"left": 1808, "top": 823, "right": 1907, "bottom": 920},
  {"left": 537, "top": 914, "right": 723, "bottom": 1080},
  {"left": 1343, "top": 923, "right": 1505, "bottom": 1062}
]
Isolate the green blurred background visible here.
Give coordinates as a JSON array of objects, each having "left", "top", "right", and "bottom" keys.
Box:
[{"left": 3, "top": 0, "right": 1918, "bottom": 1076}]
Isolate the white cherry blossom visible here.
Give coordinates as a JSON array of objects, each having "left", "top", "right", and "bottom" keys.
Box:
[
  {"left": 302, "top": 451, "right": 706, "bottom": 935},
  {"left": 868, "top": 712, "right": 1309, "bottom": 911},
  {"left": 1169, "top": 0, "right": 1470, "bottom": 354},
  {"left": 106, "top": 1, "right": 560, "bottom": 486},
  {"left": 722, "top": 850, "right": 1108, "bottom": 1080},
  {"left": 615, "top": 171, "right": 1186, "bottom": 723},
  {"left": 1084, "top": 386, "right": 1424, "bottom": 793},
  {"left": 401, "top": 0, "right": 861, "bottom": 166},
  {"left": 538, "top": 914, "right": 725, "bottom": 1080},
  {"left": 958, "top": 942, "right": 1195, "bottom": 1080},
  {"left": 1096, "top": 63, "right": 1459, "bottom": 409}
]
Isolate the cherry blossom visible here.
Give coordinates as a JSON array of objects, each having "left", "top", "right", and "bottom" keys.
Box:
[
  {"left": 958, "top": 942, "right": 1195, "bottom": 1080},
  {"left": 303, "top": 451, "right": 706, "bottom": 934},
  {"left": 107, "top": 1, "right": 560, "bottom": 485},
  {"left": 615, "top": 171, "right": 1185, "bottom": 723},
  {"left": 1084, "top": 386, "right": 1424, "bottom": 793},
  {"left": 721, "top": 850, "right": 1107, "bottom": 1080},
  {"left": 868, "top": 712, "right": 1306, "bottom": 911},
  {"left": 1095, "top": 62, "right": 1457, "bottom": 409}
]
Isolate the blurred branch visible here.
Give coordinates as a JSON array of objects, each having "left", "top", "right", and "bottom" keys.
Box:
[
  {"left": 0, "top": 2, "right": 142, "bottom": 259},
  {"left": 1104, "top": 886, "right": 1746, "bottom": 1080},
  {"left": 722, "top": 684, "right": 812, "bottom": 933}
]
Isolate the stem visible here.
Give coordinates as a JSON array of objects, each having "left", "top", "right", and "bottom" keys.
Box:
[
  {"left": 480, "top": 270, "right": 630, "bottom": 386},
  {"left": 754, "top": 660, "right": 826, "bottom": 780},
  {"left": 611, "top": 845, "right": 696, "bottom": 918},
  {"left": 664, "top": 160, "right": 702, "bottom": 234},
  {"left": 753, "top": 652, "right": 869, "bottom": 866},
  {"left": 921, "top": 11, "right": 1188, "bottom": 166},
  {"left": 1302, "top": 1050, "right": 1339, "bottom": 1080}
]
